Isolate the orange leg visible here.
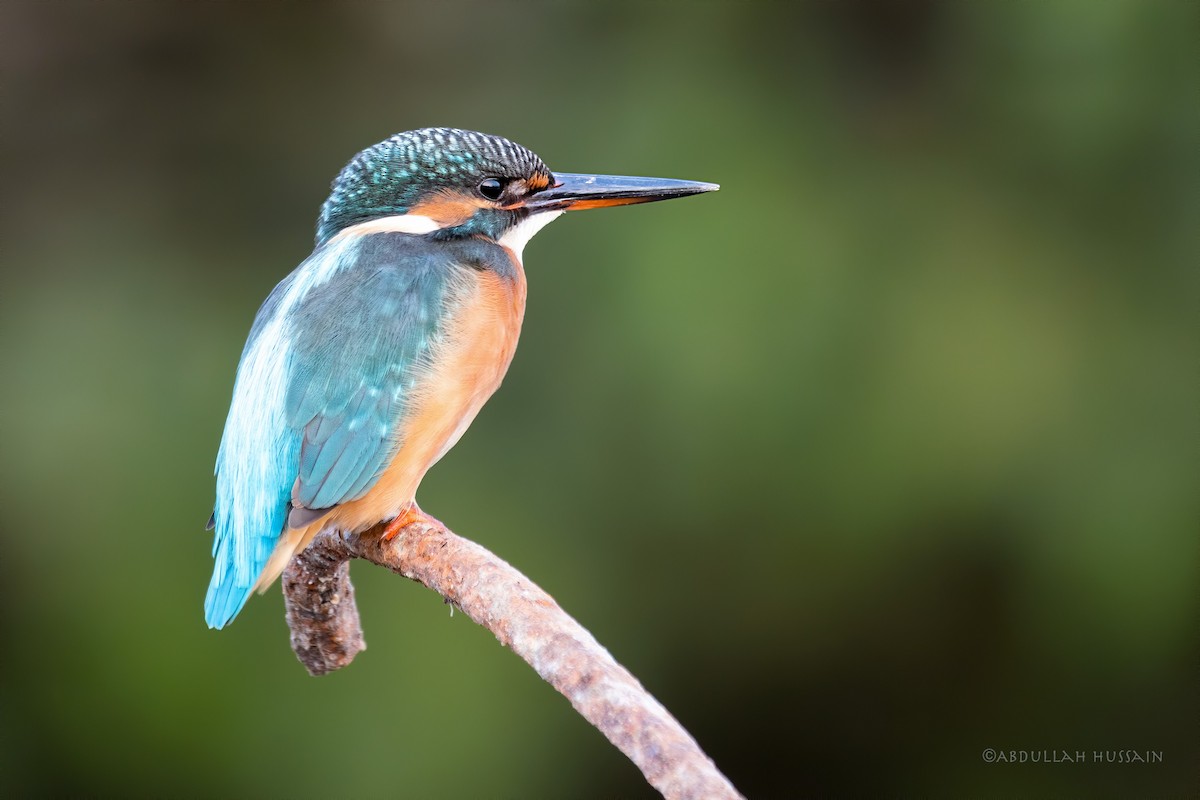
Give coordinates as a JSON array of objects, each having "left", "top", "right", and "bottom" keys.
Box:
[{"left": 380, "top": 501, "right": 441, "bottom": 541}]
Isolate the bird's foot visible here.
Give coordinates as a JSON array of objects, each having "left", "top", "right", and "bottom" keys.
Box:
[{"left": 380, "top": 502, "right": 441, "bottom": 542}]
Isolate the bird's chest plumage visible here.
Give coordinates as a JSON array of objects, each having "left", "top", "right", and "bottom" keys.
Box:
[{"left": 323, "top": 245, "right": 527, "bottom": 531}]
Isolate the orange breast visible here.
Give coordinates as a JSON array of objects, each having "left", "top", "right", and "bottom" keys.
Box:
[
  {"left": 324, "top": 255, "right": 527, "bottom": 533},
  {"left": 252, "top": 249, "right": 527, "bottom": 595}
]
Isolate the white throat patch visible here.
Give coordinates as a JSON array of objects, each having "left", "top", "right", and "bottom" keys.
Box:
[{"left": 498, "top": 211, "right": 564, "bottom": 263}]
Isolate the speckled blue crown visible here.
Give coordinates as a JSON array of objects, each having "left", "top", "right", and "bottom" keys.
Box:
[{"left": 316, "top": 128, "right": 552, "bottom": 245}]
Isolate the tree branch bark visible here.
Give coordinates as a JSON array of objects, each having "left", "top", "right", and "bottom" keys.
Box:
[{"left": 281, "top": 516, "right": 743, "bottom": 800}]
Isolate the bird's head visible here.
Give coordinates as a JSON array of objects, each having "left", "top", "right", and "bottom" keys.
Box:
[{"left": 315, "top": 127, "right": 717, "bottom": 256}]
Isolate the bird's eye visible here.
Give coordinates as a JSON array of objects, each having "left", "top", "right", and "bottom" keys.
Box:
[{"left": 477, "top": 178, "right": 505, "bottom": 201}]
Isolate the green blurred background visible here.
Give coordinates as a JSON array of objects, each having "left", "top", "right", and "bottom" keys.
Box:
[{"left": 2, "top": 1, "right": 1195, "bottom": 797}]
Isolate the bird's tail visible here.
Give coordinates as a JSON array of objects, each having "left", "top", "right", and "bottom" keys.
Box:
[
  {"left": 204, "top": 538, "right": 255, "bottom": 629},
  {"left": 204, "top": 504, "right": 286, "bottom": 629}
]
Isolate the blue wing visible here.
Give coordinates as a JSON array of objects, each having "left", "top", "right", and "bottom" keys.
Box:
[
  {"left": 204, "top": 233, "right": 461, "bottom": 628},
  {"left": 285, "top": 245, "right": 452, "bottom": 510}
]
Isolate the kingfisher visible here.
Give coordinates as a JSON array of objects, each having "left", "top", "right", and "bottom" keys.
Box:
[{"left": 204, "top": 127, "right": 717, "bottom": 629}]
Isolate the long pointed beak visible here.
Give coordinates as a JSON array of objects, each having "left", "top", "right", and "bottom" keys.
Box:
[{"left": 520, "top": 173, "right": 719, "bottom": 212}]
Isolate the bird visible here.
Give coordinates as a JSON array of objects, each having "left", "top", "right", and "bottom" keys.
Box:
[{"left": 204, "top": 127, "right": 718, "bottom": 629}]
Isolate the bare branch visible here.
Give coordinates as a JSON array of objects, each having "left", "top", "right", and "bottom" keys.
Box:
[{"left": 281, "top": 516, "right": 744, "bottom": 800}]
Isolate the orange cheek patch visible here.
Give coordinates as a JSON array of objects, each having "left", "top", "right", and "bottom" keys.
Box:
[{"left": 408, "top": 192, "right": 488, "bottom": 227}]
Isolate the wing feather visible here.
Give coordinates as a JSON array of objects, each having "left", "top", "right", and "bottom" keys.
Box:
[
  {"left": 284, "top": 240, "right": 459, "bottom": 512},
  {"left": 205, "top": 233, "right": 465, "bottom": 628}
]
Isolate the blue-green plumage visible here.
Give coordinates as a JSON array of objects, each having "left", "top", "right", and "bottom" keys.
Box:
[
  {"left": 316, "top": 128, "right": 551, "bottom": 246},
  {"left": 205, "top": 127, "right": 717, "bottom": 630},
  {"left": 286, "top": 237, "right": 456, "bottom": 510},
  {"left": 205, "top": 232, "right": 511, "bottom": 629}
]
